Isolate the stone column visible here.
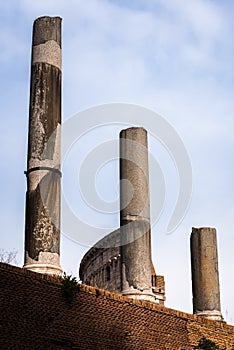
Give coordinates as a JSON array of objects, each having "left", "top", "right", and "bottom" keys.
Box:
[
  {"left": 23, "top": 16, "right": 62, "bottom": 275},
  {"left": 190, "top": 227, "right": 223, "bottom": 321},
  {"left": 120, "top": 127, "right": 154, "bottom": 301}
]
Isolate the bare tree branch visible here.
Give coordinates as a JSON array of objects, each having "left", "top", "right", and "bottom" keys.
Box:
[{"left": 0, "top": 249, "right": 18, "bottom": 265}]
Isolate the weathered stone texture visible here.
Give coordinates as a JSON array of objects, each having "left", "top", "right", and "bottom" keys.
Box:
[
  {"left": 32, "top": 16, "right": 62, "bottom": 47},
  {"left": 25, "top": 171, "right": 60, "bottom": 259},
  {"left": 190, "top": 227, "right": 223, "bottom": 321},
  {"left": 24, "top": 16, "right": 62, "bottom": 275},
  {"left": 28, "top": 63, "right": 61, "bottom": 164},
  {"left": 121, "top": 220, "right": 152, "bottom": 291},
  {"left": 120, "top": 127, "right": 150, "bottom": 221},
  {"left": 120, "top": 127, "right": 153, "bottom": 297}
]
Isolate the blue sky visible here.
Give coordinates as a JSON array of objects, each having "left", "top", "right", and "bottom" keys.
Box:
[{"left": 1, "top": 0, "right": 234, "bottom": 323}]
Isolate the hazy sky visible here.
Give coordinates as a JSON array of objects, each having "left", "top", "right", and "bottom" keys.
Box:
[{"left": 1, "top": 0, "right": 234, "bottom": 324}]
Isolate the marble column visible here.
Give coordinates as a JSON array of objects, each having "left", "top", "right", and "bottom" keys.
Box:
[
  {"left": 24, "top": 16, "right": 62, "bottom": 275},
  {"left": 191, "top": 227, "right": 223, "bottom": 321},
  {"left": 120, "top": 127, "right": 154, "bottom": 301}
]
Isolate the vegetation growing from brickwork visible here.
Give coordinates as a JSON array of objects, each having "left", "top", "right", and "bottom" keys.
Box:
[
  {"left": 194, "top": 337, "right": 225, "bottom": 349},
  {"left": 61, "top": 273, "right": 80, "bottom": 304}
]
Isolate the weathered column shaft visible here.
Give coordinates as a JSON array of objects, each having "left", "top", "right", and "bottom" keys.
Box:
[
  {"left": 24, "top": 16, "right": 62, "bottom": 275},
  {"left": 120, "top": 127, "right": 153, "bottom": 300},
  {"left": 190, "top": 227, "right": 223, "bottom": 321}
]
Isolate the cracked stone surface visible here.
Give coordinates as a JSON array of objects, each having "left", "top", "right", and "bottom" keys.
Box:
[{"left": 24, "top": 17, "right": 62, "bottom": 275}]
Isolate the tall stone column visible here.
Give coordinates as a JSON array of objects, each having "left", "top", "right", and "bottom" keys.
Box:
[
  {"left": 120, "top": 127, "right": 154, "bottom": 301},
  {"left": 23, "top": 16, "right": 62, "bottom": 275},
  {"left": 190, "top": 227, "right": 223, "bottom": 321}
]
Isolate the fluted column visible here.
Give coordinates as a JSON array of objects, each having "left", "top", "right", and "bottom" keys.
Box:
[
  {"left": 120, "top": 127, "right": 154, "bottom": 301},
  {"left": 190, "top": 227, "right": 223, "bottom": 321},
  {"left": 24, "top": 16, "right": 62, "bottom": 275}
]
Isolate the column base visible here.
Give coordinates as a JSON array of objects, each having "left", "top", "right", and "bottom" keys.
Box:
[
  {"left": 24, "top": 251, "right": 63, "bottom": 276},
  {"left": 195, "top": 310, "right": 224, "bottom": 322},
  {"left": 23, "top": 263, "right": 63, "bottom": 276},
  {"left": 122, "top": 287, "right": 158, "bottom": 303}
]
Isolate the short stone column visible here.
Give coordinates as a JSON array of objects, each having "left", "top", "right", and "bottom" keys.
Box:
[
  {"left": 190, "top": 227, "right": 223, "bottom": 321},
  {"left": 120, "top": 127, "right": 154, "bottom": 301},
  {"left": 23, "top": 17, "right": 62, "bottom": 275}
]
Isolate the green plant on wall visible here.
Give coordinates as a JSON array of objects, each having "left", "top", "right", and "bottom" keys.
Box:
[
  {"left": 194, "top": 337, "right": 224, "bottom": 349},
  {"left": 61, "top": 272, "right": 80, "bottom": 304}
]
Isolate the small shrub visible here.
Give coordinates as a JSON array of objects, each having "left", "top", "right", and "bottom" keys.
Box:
[
  {"left": 194, "top": 337, "right": 224, "bottom": 349},
  {"left": 61, "top": 273, "right": 80, "bottom": 304}
]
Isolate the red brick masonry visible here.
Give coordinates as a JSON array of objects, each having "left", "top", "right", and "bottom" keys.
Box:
[{"left": 0, "top": 263, "right": 234, "bottom": 349}]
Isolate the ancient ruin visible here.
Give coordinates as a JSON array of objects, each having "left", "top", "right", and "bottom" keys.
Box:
[
  {"left": 23, "top": 16, "right": 62, "bottom": 275},
  {"left": 191, "top": 227, "right": 223, "bottom": 321},
  {"left": 23, "top": 16, "right": 225, "bottom": 320},
  {"left": 2, "top": 15, "right": 233, "bottom": 349},
  {"left": 80, "top": 127, "right": 166, "bottom": 304}
]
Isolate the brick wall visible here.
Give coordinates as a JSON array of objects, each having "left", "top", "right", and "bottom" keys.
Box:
[{"left": 1, "top": 263, "right": 234, "bottom": 350}]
